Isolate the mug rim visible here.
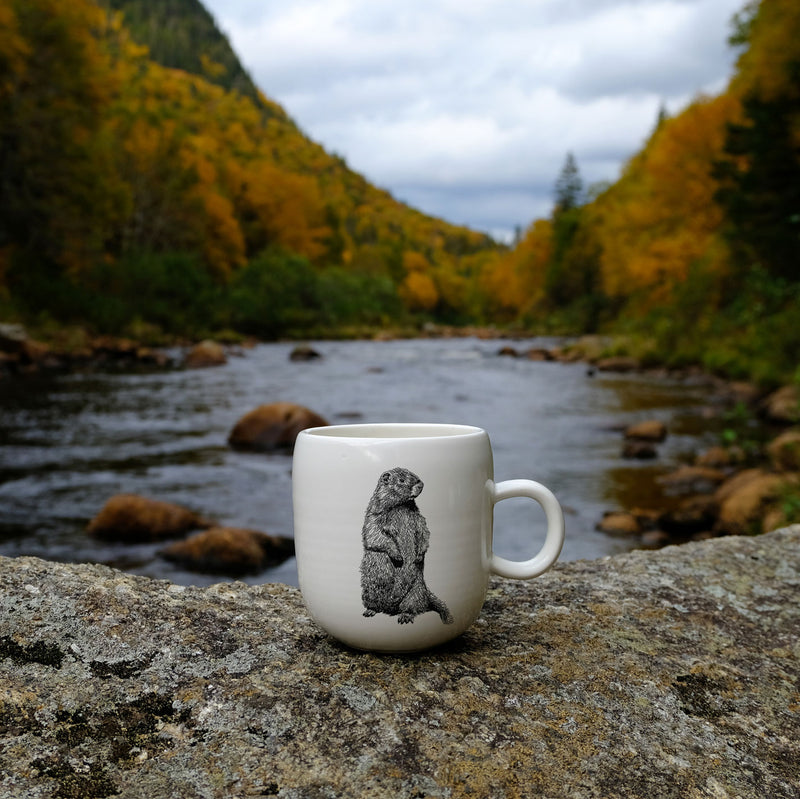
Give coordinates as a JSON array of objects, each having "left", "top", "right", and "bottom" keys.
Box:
[{"left": 300, "top": 422, "right": 485, "bottom": 440}]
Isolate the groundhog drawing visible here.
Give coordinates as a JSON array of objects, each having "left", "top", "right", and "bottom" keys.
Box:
[{"left": 360, "top": 467, "right": 453, "bottom": 625}]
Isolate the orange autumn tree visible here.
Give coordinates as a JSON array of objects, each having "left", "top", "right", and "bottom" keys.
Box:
[
  {"left": 591, "top": 92, "right": 740, "bottom": 308},
  {"left": 398, "top": 251, "right": 439, "bottom": 312},
  {"left": 480, "top": 220, "right": 552, "bottom": 319},
  {"left": 0, "top": 0, "right": 129, "bottom": 276}
]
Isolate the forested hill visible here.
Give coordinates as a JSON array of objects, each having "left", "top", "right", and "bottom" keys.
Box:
[
  {"left": 99, "top": 0, "right": 266, "bottom": 111},
  {"left": 480, "top": 0, "right": 800, "bottom": 385},
  {"left": 0, "top": 0, "right": 503, "bottom": 340}
]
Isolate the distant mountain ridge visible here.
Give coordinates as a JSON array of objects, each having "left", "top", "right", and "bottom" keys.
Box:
[{"left": 100, "top": 0, "right": 266, "bottom": 110}]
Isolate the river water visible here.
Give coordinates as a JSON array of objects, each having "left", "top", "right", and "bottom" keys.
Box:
[{"left": 0, "top": 337, "right": 726, "bottom": 586}]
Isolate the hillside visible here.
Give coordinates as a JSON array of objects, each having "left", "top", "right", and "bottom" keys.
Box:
[
  {"left": 0, "top": 0, "right": 503, "bottom": 339},
  {"left": 100, "top": 0, "right": 266, "bottom": 109},
  {"left": 479, "top": 0, "right": 800, "bottom": 384}
]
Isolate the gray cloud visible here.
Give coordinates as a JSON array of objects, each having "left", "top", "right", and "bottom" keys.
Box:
[{"left": 204, "top": 0, "right": 744, "bottom": 240}]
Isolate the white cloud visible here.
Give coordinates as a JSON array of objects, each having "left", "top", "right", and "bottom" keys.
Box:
[{"left": 204, "top": 0, "right": 745, "bottom": 239}]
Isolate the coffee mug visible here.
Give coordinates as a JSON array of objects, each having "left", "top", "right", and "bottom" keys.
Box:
[{"left": 292, "top": 423, "right": 565, "bottom": 652}]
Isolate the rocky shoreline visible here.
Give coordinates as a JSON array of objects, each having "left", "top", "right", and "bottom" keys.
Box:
[
  {"left": 3, "top": 322, "right": 799, "bottom": 576},
  {"left": 495, "top": 336, "right": 800, "bottom": 553}
]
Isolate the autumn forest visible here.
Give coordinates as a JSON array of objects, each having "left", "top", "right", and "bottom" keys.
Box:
[{"left": 1, "top": 0, "right": 798, "bottom": 384}]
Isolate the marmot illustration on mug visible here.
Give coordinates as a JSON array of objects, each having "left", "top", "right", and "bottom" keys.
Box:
[{"left": 360, "top": 467, "right": 453, "bottom": 625}]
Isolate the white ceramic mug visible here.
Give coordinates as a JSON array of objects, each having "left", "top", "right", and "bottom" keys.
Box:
[{"left": 292, "top": 423, "right": 565, "bottom": 652}]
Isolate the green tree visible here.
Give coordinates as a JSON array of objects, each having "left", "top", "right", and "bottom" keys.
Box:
[
  {"left": 713, "top": 0, "right": 800, "bottom": 285},
  {"left": 553, "top": 151, "right": 584, "bottom": 213}
]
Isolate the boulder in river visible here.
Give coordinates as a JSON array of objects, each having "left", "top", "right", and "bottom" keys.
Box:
[
  {"left": 761, "top": 385, "right": 800, "bottom": 424},
  {"left": 596, "top": 511, "right": 642, "bottom": 537},
  {"left": 289, "top": 345, "right": 322, "bottom": 362},
  {"left": 767, "top": 428, "right": 800, "bottom": 472},
  {"left": 657, "top": 465, "right": 727, "bottom": 496},
  {"left": 524, "top": 347, "right": 554, "bottom": 361},
  {"left": 88, "top": 494, "right": 210, "bottom": 542},
  {"left": 658, "top": 495, "right": 719, "bottom": 536},
  {"left": 185, "top": 340, "right": 227, "bottom": 368},
  {"left": 621, "top": 440, "right": 658, "bottom": 459},
  {"left": 595, "top": 356, "right": 641, "bottom": 372},
  {"left": 713, "top": 468, "right": 796, "bottom": 536},
  {"left": 160, "top": 527, "right": 295, "bottom": 576},
  {"left": 624, "top": 419, "right": 668, "bottom": 442},
  {"left": 228, "top": 402, "right": 328, "bottom": 452}
]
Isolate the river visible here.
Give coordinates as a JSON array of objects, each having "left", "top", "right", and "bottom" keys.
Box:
[{"left": 0, "top": 336, "right": 726, "bottom": 586}]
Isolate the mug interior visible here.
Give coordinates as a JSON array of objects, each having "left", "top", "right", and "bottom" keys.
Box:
[{"left": 302, "top": 423, "right": 483, "bottom": 439}]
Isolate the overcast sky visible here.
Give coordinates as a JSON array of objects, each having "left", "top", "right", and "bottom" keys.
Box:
[{"left": 202, "top": 0, "right": 745, "bottom": 241}]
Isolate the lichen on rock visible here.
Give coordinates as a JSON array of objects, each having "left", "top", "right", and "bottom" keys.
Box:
[{"left": 1, "top": 526, "right": 799, "bottom": 798}]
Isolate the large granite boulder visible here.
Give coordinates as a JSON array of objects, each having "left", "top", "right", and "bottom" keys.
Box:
[{"left": 1, "top": 526, "right": 799, "bottom": 798}]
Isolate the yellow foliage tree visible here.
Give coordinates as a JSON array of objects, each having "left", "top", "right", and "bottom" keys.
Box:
[
  {"left": 480, "top": 220, "right": 552, "bottom": 317},
  {"left": 399, "top": 271, "right": 439, "bottom": 312},
  {"left": 591, "top": 92, "right": 740, "bottom": 305}
]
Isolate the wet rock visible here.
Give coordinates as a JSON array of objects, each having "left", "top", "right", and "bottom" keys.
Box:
[
  {"left": 767, "top": 428, "right": 800, "bottom": 472},
  {"left": 695, "top": 445, "right": 745, "bottom": 469},
  {"left": 761, "top": 385, "right": 800, "bottom": 424},
  {"left": 0, "top": 322, "right": 27, "bottom": 352},
  {"left": 595, "top": 356, "right": 640, "bottom": 372},
  {"left": 88, "top": 494, "right": 210, "bottom": 542},
  {"left": 713, "top": 468, "right": 796, "bottom": 536},
  {"left": 596, "top": 511, "right": 641, "bottom": 537},
  {"left": 524, "top": 347, "right": 554, "bottom": 361},
  {"left": 228, "top": 402, "right": 328, "bottom": 452},
  {"left": 622, "top": 440, "right": 658, "bottom": 459},
  {"left": 289, "top": 345, "right": 322, "bottom": 362},
  {"left": 658, "top": 495, "right": 719, "bottom": 536},
  {"left": 185, "top": 340, "right": 227, "bottom": 368},
  {"left": 2, "top": 527, "right": 799, "bottom": 798},
  {"left": 639, "top": 529, "right": 671, "bottom": 548},
  {"left": 657, "top": 465, "right": 727, "bottom": 496},
  {"left": 160, "top": 527, "right": 294, "bottom": 576},
  {"left": 497, "top": 345, "right": 519, "bottom": 357},
  {"left": 624, "top": 419, "right": 668, "bottom": 442}
]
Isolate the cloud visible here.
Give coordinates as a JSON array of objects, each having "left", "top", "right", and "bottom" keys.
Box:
[{"left": 205, "top": 0, "right": 745, "bottom": 239}]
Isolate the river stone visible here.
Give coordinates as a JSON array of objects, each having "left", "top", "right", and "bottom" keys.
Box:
[
  {"left": 88, "top": 494, "right": 209, "bottom": 542},
  {"left": 159, "top": 526, "right": 295, "bottom": 576},
  {"left": 228, "top": 402, "right": 328, "bottom": 452},
  {"left": 767, "top": 428, "right": 800, "bottom": 472},
  {"left": 624, "top": 419, "right": 668, "bottom": 442},
  {"left": 1, "top": 527, "right": 799, "bottom": 798},
  {"left": 713, "top": 469, "right": 797, "bottom": 536},
  {"left": 656, "top": 465, "right": 727, "bottom": 495},
  {"left": 595, "top": 511, "right": 641, "bottom": 537},
  {"left": 185, "top": 340, "right": 227, "bottom": 368},
  {"left": 761, "top": 385, "right": 800, "bottom": 424}
]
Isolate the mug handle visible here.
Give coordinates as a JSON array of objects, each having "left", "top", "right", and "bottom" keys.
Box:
[{"left": 489, "top": 479, "right": 565, "bottom": 579}]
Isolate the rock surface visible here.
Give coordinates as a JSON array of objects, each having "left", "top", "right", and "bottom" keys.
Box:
[{"left": 2, "top": 527, "right": 799, "bottom": 798}]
